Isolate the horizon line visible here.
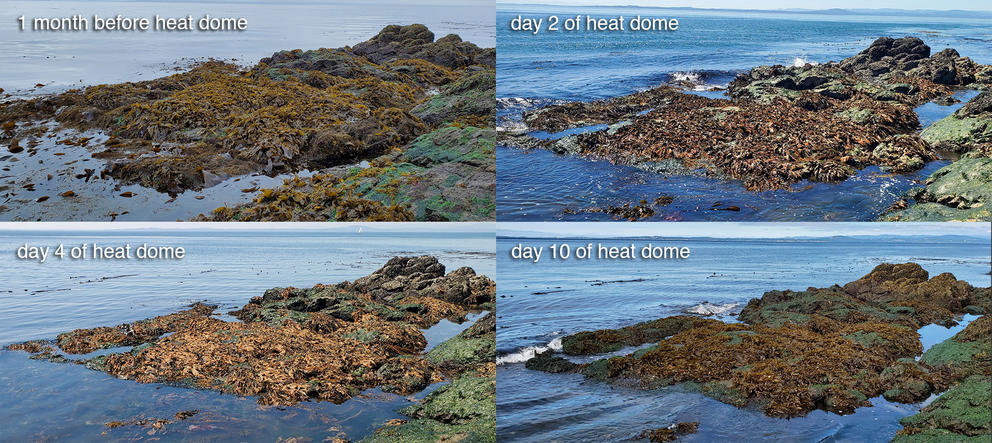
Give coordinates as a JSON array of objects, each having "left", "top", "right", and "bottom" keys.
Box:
[{"left": 495, "top": 3, "right": 992, "bottom": 13}]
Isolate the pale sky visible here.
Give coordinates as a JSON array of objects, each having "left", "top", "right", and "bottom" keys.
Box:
[{"left": 499, "top": 1, "right": 992, "bottom": 12}]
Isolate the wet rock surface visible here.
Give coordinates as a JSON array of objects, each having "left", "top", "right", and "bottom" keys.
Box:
[
  {"left": 882, "top": 90, "right": 992, "bottom": 220},
  {"left": 522, "top": 263, "right": 990, "bottom": 424},
  {"left": 362, "top": 312, "right": 496, "bottom": 442},
  {"left": 503, "top": 38, "right": 990, "bottom": 210},
  {"left": 0, "top": 24, "right": 494, "bottom": 221},
  {"left": 639, "top": 421, "right": 699, "bottom": 442},
  {"left": 205, "top": 123, "right": 495, "bottom": 221},
  {"left": 7, "top": 256, "right": 495, "bottom": 413}
]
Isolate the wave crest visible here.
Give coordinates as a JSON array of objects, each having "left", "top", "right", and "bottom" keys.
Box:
[{"left": 496, "top": 337, "right": 562, "bottom": 365}]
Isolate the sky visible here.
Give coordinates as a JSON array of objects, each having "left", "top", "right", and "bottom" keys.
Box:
[
  {"left": 499, "top": 1, "right": 992, "bottom": 11},
  {"left": 499, "top": 222, "right": 992, "bottom": 239}
]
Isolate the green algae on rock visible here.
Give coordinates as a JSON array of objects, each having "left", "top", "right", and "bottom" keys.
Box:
[
  {"left": 6, "top": 256, "right": 494, "bottom": 409},
  {"left": 883, "top": 91, "right": 992, "bottom": 221},
  {"left": 894, "top": 376, "right": 991, "bottom": 442},
  {"left": 522, "top": 263, "right": 991, "bottom": 421},
  {"left": 362, "top": 311, "right": 496, "bottom": 442},
  {"left": 360, "top": 371, "right": 496, "bottom": 443},
  {"left": 205, "top": 123, "right": 495, "bottom": 221},
  {"left": 893, "top": 316, "right": 991, "bottom": 441}
]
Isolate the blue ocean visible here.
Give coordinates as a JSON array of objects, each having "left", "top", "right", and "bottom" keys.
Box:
[
  {"left": 495, "top": 231, "right": 990, "bottom": 442},
  {"left": 0, "top": 226, "right": 494, "bottom": 441},
  {"left": 496, "top": 5, "right": 992, "bottom": 221}
]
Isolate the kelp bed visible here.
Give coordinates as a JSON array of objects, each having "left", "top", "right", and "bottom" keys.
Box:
[
  {"left": 524, "top": 263, "right": 991, "bottom": 441},
  {"left": 7, "top": 256, "right": 496, "bottom": 441},
  {"left": 0, "top": 24, "right": 495, "bottom": 221},
  {"left": 501, "top": 37, "right": 992, "bottom": 221}
]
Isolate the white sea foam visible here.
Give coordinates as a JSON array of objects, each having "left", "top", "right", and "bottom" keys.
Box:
[
  {"left": 496, "top": 337, "right": 563, "bottom": 365},
  {"left": 793, "top": 56, "right": 819, "bottom": 67},
  {"left": 670, "top": 71, "right": 702, "bottom": 84},
  {"left": 496, "top": 120, "right": 528, "bottom": 133},
  {"left": 684, "top": 302, "right": 740, "bottom": 316}
]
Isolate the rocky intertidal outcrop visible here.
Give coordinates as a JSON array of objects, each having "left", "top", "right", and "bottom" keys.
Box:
[
  {"left": 205, "top": 123, "right": 495, "bottom": 221},
  {"left": 0, "top": 25, "right": 494, "bottom": 221},
  {"left": 505, "top": 37, "right": 990, "bottom": 198},
  {"left": 895, "top": 316, "right": 990, "bottom": 442},
  {"left": 6, "top": 256, "right": 494, "bottom": 409},
  {"left": 522, "top": 263, "right": 990, "bottom": 421},
  {"left": 882, "top": 91, "right": 992, "bottom": 221},
  {"left": 839, "top": 37, "right": 984, "bottom": 86},
  {"left": 362, "top": 312, "right": 496, "bottom": 442}
]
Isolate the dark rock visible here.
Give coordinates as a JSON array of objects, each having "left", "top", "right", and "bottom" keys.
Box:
[{"left": 524, "top": 350, "right": 578, "bottom": 373}]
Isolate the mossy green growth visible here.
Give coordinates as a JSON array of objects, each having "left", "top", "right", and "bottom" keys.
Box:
[
  {"left": 921, "top": 115, "right": 992, "bottom": 150},
  {"left": 894, "top": 376, "right": 991, "bottom": 442},
  {"left": 922, "top": 338, "right": 984, "bottom": 367},
  {"left": 426, "top": 312, "right": 495, "bottom": 370},
  {"left": 884, "top": 153, "right": 992, "bottom": 222},
  {"left": 360, "top": 372, "right": 496, "bottom": 443},
  {"left": 412, "top": 70, "right": 495, "bottom": 126},
  {"left": 921, "top": 315, "right": 990, "bottom": 370},
  {"left": 738, "top": 287, "right": 901, "bottom": 327}
]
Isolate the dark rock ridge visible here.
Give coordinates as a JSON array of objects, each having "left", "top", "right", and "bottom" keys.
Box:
[
  {"left": 839, "top": 37, "right": 983, "bottom": 86},
  {"left": 522, "top": 263, "right": 990, "bottom": 423},
  {"left": 351, "top": 24, "right": 495, "bottom": 69},
  {"left": 6, "top": 256, "right": 495, "bottom": 408}
]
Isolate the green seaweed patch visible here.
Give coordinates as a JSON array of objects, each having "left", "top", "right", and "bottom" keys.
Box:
[{"left": 895, "top": 375, "right": 991, "bottom": 441}]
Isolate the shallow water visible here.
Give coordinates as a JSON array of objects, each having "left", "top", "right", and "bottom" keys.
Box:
[
  {"left": 495, "top": 234, "right": 990, "bottom": 442},
  {"left": 0, "top": 228, "right": 495, "bottom": 441},
  {"left": 496, "top": 6, "right": 991, "bottom": 221},
  {"left": 0, "top": 124, "right": 317, "bottom": 221}
]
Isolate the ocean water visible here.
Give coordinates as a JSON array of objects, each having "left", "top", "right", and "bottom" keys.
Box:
[
  {"left": 495, "top": 234, "right": 991, "bottom": 442},
  {"left": 1, "top": 0, "right": 495, "bottom": 95},
  {"left": 0, "top": 227, "right": 495, "bottom": 441},
  {"left": 496, "top": 6, "right": 992, "bottom": 221}
]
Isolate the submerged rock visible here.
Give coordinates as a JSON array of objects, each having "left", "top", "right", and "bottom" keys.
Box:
[
  {"left": 7, "top": 256, "right": 494, "bottom": 408},
  {"left": 639, "top": 421, "right": 699, "bottom": 442},
  {"left": 523, "top": 263, "right": 990, "bottom": 419}
]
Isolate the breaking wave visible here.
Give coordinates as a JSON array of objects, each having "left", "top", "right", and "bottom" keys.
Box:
[
  {"left": 683, "top": 302, "right": 741, "bottom": 316},
  {"left": 496, "top": 337, "right": 563, "bottom": 364}
]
